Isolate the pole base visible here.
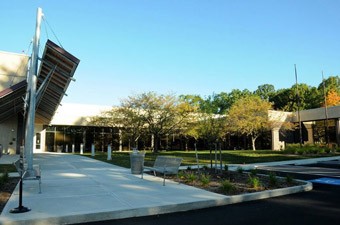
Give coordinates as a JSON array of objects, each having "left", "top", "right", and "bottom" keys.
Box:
[{"left": 10, "top": 206, "right": 31, "bottom": 214}]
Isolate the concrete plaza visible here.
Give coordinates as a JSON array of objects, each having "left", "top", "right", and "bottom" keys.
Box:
[{"left": 0, "top": 153, "right": 315, "bottom": 225}]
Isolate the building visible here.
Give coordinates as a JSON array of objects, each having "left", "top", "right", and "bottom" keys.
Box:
[
  {"left": 1, "top": 44, "right": 340, "bottom": 154},
  {"left": 0, "top": 40, "right": 80, "bottom": 155}
]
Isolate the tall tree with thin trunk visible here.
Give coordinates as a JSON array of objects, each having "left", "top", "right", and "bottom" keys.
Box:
[{"left": 227, "top": 95, "right": 272, "bottom": 150}]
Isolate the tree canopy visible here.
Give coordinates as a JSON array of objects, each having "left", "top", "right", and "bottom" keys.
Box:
[
  {"left": 227, "top": 95, "right": 273, "bottom": 150},
  {"left": 91, "top": 75, "right": 339, "bottom": 151},
  {"left": 180, "top": 75, "right": 339, "bottom": 113}
]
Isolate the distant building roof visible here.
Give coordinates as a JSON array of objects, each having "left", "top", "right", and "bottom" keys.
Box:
[{"left": 50, "top": 103, "right": 113, "bottom": 126}]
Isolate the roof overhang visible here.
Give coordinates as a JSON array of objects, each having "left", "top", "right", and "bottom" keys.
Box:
[{"left": 0, "top": 80, "right": 27, "bottom": 123}]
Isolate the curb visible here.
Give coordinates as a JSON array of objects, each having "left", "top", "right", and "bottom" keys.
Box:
[{"left": 0, "top": 179, "right": 312, "bottom": 225}]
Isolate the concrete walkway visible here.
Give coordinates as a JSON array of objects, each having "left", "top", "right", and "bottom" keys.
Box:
[{"left": 0, "top": 153, "right": 312, "bottom": 225}]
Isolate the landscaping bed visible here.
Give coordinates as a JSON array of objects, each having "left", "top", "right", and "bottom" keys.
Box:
[
  {"left": 171, "top": 167, "right": 303, "bottom": 195},
  {"left": 0, "top": 177, "right": 19, "bottom": 213}
]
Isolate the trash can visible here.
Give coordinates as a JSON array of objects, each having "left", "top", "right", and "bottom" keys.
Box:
[{"left": 130, "top": 149, "right": 145, "bottom": 174}]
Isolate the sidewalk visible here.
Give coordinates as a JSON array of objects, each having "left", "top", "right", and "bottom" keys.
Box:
[{"left": 0, "top": 153, "right": 312, "bottom": 225}]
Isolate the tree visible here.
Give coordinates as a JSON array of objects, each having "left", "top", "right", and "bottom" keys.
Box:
[
  {"left": 227, "top": 95, "right": 272, "bottom": 150},
  {"left": 254, "top": 84, "right": 275, "bottom": 101},
  {"left": 304, "top": 87, "right": 322, "bottom": 109},
  {"left": 201, "top": 89, "right": 253, "bottom": 115},
  {"left": 324, "top": 88, "right": 340, "bottom": 106},
  {"left": 195, "top": 113, "right": 227, "bottom": 147},
  {"left": 179, "top": 94, "right": 204, "bottom": 108},
  {"left": 210, "top": 92, "right": 231, "bottom": 114},
  {"left": 271, "top": 84, "right": 320, "bottom": 111},
  {"left": 270, "top": 88, "right": 291, "bottom": 110},
  {"left": 89, "top": 106, "right": 144, "bottom": 150},
  {"left": 129, "top": 92, "right": 195, "bottom": 152},
  {"left": 90, "top": 92, "right": 195, "bottom": 152},
  {"left": 318, "top": 75, "right": 340, "bottom": 94}
]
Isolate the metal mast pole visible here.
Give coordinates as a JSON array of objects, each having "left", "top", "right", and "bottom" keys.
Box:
[
  {"left": 294, "top": 64, "right": 303, "bottom": 147},
  {"left": 25, "top": 7, "right": 43, "bottom": 173}
]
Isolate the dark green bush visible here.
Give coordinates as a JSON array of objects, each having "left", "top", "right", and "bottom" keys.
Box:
[
  {"left": 250, "top": 168, "right": 258, "bottom": 176},
  {"left": 285, "top": 174, "right": 294, "bottom": 185},
  {"left": 224, "top": 164, "right": 229, "bottom": 171},
  {"left": 237, "top": 166, "right": 244, "bottom": 174},
  {"left": 219, "top": 180, "right": 237, "bottom": 194},
  {"left": 284, "top": 143, "right": 335, "bottom": 155},
  {"left": 268, "top": 172, "right": 278, "bottom": 187},
  {"left": 0, "top": 170, "right": 9, "bottom": 185}
]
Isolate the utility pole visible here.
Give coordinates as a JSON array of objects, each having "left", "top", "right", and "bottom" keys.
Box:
[{"left": 322, "top": 71, "right": 329, "bottom": 145}]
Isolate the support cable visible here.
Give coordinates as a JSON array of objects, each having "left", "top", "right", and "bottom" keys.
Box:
[{"left": 42, "top": 16, "right": 64, "bottom": 49}]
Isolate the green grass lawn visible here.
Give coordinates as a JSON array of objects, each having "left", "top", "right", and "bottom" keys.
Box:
[
  {"left": 1, "top": 149, "right": 338, "bottom": 171},
  {"left": 80, "top": 149, "right": 337, "bottom": 169}
]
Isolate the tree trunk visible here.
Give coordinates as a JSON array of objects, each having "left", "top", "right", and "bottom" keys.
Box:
[
  {"left": 153, "top": 135, "right": 159, "bottom": 153},
  {"left": 251, "top": 136, "right": 257, "bottom": 151}
]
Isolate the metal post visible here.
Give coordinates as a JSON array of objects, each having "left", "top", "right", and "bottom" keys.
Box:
[
  {"left": 25, "top": 7, "right": 42, "bottom": 174},
  {"left": 10, "top": 169, "right": 31, "bottom": 213},
  {"left": 107, "top": 144, "right": 112, "bottom": 160},
  {"left": 72, "top": 144, "right": 75, "bottom": 153},
  {"left": 119, "top": 129, "right": 122, "bottom": 152},
  {"left": 322, "top": 71, "right": 329, "bottom": 145},
  {"left": 91, "top": 143, "right": 95, "bottom": 156}
]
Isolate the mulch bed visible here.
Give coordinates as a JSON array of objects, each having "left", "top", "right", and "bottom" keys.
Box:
[
  {"left": 169, "top": 168, "right": 302, "bottom": 195},
  {"left": 0, "top": 177, "right": 19, "bottom": 213}
]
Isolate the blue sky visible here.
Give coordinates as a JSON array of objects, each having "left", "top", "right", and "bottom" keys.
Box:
[{"left": 1, "top": 0, "right": 340, "bottom": 106}]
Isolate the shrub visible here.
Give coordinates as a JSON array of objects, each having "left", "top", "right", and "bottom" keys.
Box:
[
  {"left": 285, "top": 143, "right": 335, "bottom": 155},
  {"left": 178, "top": 170, "right": 186, "bottom": 179},
  {"left": 199, "top": 174, "right": 211, "bottom": 186},
  {"left": 202, "top": 165, "right": 209, "bottom": 171},
  {"left": 268, "top": 172, "right": 278, "bottom": 187},
  {"left": 250, "top": 168, "right": 258, "bottom": 176},
  {"left": 284, "top": 144, "right": 300, "bottom": 154},
  {"left": 237, "top": 166, "right": 244, "bottom": 174},
  {"left": 219, "top": 180, "right": 237, "bottom": 194},
  {"left": 0, "top": 170, "right": 9, "bottom": 185},
  {"left": 285, "top": 174, "right": 294, "bottom": 185},
  {"left": 248, "top": 175, "right": 261, "bottom": 189},
  {"left": 185, "top": 171, "right": 197, "bottom": 183},
  {"left": 224, "top": 164, "right": 229, "bottom": 171},
  {"left": 336, "top": 147, "right": 340, "bottom": 153}
]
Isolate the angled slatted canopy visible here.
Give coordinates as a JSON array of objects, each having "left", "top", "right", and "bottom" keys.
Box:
[{"left": 35, "top": 40, "right": 80, "bottom": 124}]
